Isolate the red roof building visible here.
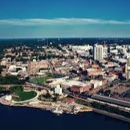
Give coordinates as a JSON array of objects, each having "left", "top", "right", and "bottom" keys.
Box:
[{"left": 70, "top": 84, "right": 92, "bottom": 93}]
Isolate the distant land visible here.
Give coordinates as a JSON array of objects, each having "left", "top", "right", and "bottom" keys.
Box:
[{"left": 0, "top": 38, "right": 130, "bottom": 46}]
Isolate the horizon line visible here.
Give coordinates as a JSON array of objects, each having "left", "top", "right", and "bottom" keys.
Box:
[{"left": 0, "top": 37, "right": 130, "bottom": 40}]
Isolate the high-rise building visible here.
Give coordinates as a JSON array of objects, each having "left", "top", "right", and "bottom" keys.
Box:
[
  {"left": 94, "top": 44, "right": 104, "bottom": 61},
  {"left": 125, "top": 57, "right": 130, "bottom": 79}
]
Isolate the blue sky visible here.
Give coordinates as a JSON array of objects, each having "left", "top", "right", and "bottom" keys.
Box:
[{"left": 0, "top": 0, "right": 130, "bottom": 38}]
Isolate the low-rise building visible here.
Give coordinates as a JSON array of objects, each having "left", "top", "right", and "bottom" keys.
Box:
[
  {"left": 70, "top": 84, "right": 92, "bottom": 93},
  {"left": 90, "top": 80, "right": 103, "bottom": 88}
]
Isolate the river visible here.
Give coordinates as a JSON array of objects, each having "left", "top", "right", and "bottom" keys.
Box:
[{"left": 0, "top": 104, "right": 129, "bottom": 130}]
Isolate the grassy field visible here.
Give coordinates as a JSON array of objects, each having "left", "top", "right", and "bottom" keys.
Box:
[
  {"left": 30, "top": 74, "right": 52, "bottom": 85},
  {"left": 10, "top": 86, "right": 37, "bottom": 101},
  {"left": 15, "top": 91, "right": 37, "bottom": 101},
  {"left": 31, "top": 77, "right": 47, "bottom": 84}
]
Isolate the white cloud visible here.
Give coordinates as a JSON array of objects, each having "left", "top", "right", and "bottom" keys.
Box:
[{"left": 0, "top": 18, "right": 130, "bottom": 26}]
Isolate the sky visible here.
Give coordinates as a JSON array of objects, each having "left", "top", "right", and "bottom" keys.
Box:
[{"left": 0, "top": 0, "right": 130, "bottom": 38}]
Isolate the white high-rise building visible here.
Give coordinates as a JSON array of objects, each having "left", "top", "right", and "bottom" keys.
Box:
[
  {"left": 55, "top": 85, "right": 63, "bottom": 95},
  {"left": 94, "top": 44, "right": 104, "bottom": 61}
]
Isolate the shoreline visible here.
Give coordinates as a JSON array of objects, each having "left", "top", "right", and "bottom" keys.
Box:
[
  {"left": 0, "top": 96, "right": 130, "bottom": 123},
  {"left": 0, "top": 96, "right": 93, "bottom": 115},
  {"left": 0, "top": 101, "right": 130, "bottom": 124},
  {"left": 93, "top": 109, "right": 130, "bottom": 123}
]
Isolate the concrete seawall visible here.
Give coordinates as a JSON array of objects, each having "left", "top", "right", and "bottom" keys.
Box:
[{"left": 93, "top": 109, "right": 130, "bottom": 123}]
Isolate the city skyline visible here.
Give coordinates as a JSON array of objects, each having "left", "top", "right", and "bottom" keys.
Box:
[{"left": 0, "top": 0, "right": 130, "bottom": 38}]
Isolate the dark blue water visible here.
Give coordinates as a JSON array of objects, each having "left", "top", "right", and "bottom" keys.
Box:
[{"left": 0, "top": 104, "right": 129, "bottom": 130}]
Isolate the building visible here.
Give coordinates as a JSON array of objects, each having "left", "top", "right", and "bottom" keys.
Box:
[
  {"left": 61, "top": 80, "right": 90, "bottom": 89},
  {"left": 8, "top": 65, "right": 27, "bottom": 76},
  {"left": 71, "top": 45, "right": 91, "bottom": 52},
  {"left": 125, "top": 57, "right": 130, "bottom": 79},
  {"left": 87, "top": 68, "right": 104, "bottom": 76},
  {"left": 55, "top": 85, "right": 63, "bottom": 95},
  {"left": 94, "top": 44, "right": 104, "bottom": 61},
  {"left": 90, "top": 80, "right": 103, "bottom": 88},
  {"left": 5, "top": 95, "right": 12, "bottom": 101},
  {"left": 70, "top": 84, "right": 92, "bottom": 93},
  {"left": 103, "top": 45, "right": 108, "bottom": 58},
  {"left": 49, "top": 77, "right": 68, "bottom": 87},
  {"left": 29, "top": 60, "right": 49, "bottom": 75}
]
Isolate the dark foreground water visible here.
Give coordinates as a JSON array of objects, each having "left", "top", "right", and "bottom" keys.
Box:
[{"left": 0, "top": 104, "right": 130, "bottom": 130}]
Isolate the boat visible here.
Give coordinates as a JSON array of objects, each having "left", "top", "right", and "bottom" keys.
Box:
[{"left": 52, "top": 107, "right": 63, "bottom": 115}]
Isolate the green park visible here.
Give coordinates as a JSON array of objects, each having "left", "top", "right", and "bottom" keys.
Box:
[
  {"left": 30, "top": 73, "right": 52, "bottom": 85},
  {"left": 9, "top": 86, "right": 37, "bottom": 101}
]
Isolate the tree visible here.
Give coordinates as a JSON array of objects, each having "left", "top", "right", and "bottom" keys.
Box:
[
  {"left": 0, "top": 65, "right": 6, "bottom": 74},
  {"left": 104, "top": 90, "right": 111, "bottom": 96}
]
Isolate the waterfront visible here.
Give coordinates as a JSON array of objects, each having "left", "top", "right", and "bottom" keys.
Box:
[{"left": 0, "top": 104, "right": 129, "bottom": 130}]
